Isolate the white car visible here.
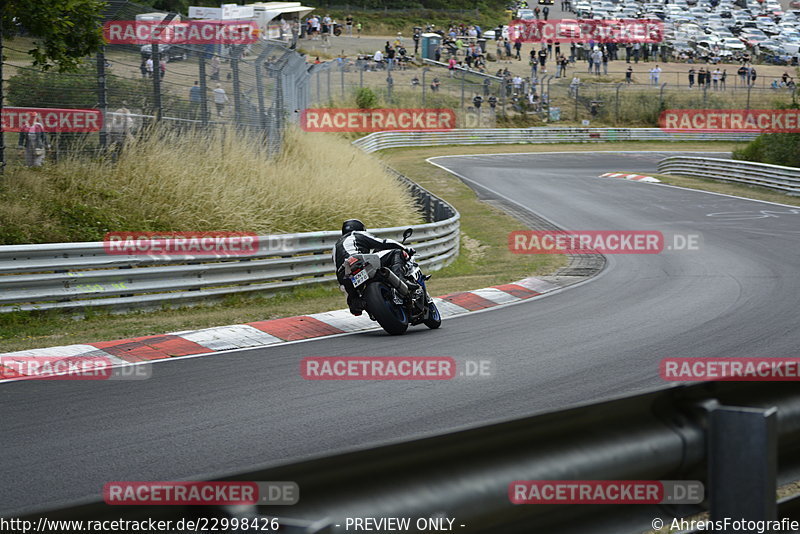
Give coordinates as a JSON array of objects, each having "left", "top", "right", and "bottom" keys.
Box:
[
  {"left": 777, "top": 37, "right": 800, "bottom": 54},
  {"left": 516, "top": 9, "right": 535, "bottom": 20},
  {"left": 721, "top": 36, "right": 747, "bottom": 50}
]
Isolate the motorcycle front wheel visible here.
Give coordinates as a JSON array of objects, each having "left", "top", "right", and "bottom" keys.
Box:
[
  {"left": 364, "top": 282, "right": 409, "bottom": 335},
  {"left": 424, "top": 300, "right": 442, "bottom": 329}
]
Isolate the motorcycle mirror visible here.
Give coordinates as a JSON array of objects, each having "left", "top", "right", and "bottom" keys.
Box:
[{"left": 402, "top": 228, "right": 413, "bottom": 242}]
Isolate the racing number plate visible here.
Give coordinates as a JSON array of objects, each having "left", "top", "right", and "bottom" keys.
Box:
[{"left": 351, "top": 270, "right": 369, "bottom": 287}]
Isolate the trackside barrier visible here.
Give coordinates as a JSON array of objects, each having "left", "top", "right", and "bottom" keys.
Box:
[
  {"left": 658, "top": 156, "right": 800, "bottom": 195},
  {"left": 23, "top": 382, "right": 800, "bottom": 533},
  {"left": 0, "top": 217, "right": 458, "bottom": 313},
  {"left": 352, "top": 127, "right": 759, "bottom": 154}
]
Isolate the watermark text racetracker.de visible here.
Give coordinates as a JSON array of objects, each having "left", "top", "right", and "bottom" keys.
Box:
[
  {"left": 508, "top": 230, "right": 701, "bottom": 254},
  {"left": 300, "top": 108, "right": 456, "bottom": 132},
  {"left": 660, "top": 109, "right": 800, "bottom": 133},
  {"left": 509, "top": 480, "right": 704, "bottom": 504},
  {"left": 0, "top": 356, "right": 150, "bottom": 381},
  {"left": 508, "top": 18, "right": 663, "bottom": 43},
  {"left": 103, "top": 231, "right": 295, "bottom": 257},
  {"left": 301, "top": 356, "right": 493, "bottom": 380},
  {"left": 103, "top": 481, "right": 298, "bottom": 505},
  {"left": 103, "top": 20, "right": 259, "bottom": 45},
  {"left": 661, "top": 357, "right": 800, "bottom": 381}
]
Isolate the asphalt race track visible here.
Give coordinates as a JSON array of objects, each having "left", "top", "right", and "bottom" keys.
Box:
[{"left": 3, "top": 151, "right": 799, "bottom": 518}]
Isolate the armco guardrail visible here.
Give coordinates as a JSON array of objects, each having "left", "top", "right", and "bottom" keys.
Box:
[
  {"left": 352, "top": 127, "right": 759, "bottom": 153},
  {"left": 0, "top": 177, "right": 458, "bottom": 312},
  {"left": 25, "top": 382, "right": 800, "bottom": 533},
  {"left": 658, "top": 156, "right": 800, "bottom": 195}
]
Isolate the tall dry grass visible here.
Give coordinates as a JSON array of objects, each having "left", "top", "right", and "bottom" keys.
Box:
[{"left": 0, "top": 126, "right": 422, "bottom": 244}]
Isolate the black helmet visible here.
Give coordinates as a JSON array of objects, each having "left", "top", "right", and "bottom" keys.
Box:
[{"left": 341, "top": 219, "right": 366, "bottom": 235}]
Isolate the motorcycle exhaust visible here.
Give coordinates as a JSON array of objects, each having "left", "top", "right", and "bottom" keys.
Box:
[{"left": 379, "top": 267, "right": 410, "bottom": 297}]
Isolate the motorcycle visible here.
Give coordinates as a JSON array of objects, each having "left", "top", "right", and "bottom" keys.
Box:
[{"left": 340, "top": 228, "right": 442, "bottom": 335}]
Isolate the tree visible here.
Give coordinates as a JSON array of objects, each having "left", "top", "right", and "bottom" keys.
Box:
[
  {"left": 1, "top": 0, "right": 106, "bottom": 172},
  {"left": 2, "top": 0, "right": 105, "bottom": 71}
]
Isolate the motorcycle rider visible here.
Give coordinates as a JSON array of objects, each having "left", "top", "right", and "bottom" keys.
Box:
[{"left": 333, "top": 219, "right": 417, "bottom": 316}]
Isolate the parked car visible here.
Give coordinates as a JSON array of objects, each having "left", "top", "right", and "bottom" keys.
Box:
[{"left": 140, "top": 44, "right": 188, "bottom": 62}]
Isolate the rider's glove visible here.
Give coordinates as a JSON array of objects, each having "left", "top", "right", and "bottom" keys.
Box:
[{"left": 406, "top": 247, "right": 416, "bottom": 257}]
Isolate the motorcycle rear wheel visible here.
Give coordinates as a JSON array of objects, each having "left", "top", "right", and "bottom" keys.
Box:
[{"left": 365, "top": 282, "right": 409, "bottom": 335}]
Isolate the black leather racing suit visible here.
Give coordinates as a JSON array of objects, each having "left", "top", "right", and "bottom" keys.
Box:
[{"left": 333, "top": 231, "right": 409, "bottom": 312}]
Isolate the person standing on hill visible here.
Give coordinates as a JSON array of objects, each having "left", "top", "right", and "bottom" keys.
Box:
[
  {"left": 18, "top": 112, "right": 49, "bottom": 167},
  {"left": 213, "top": 84, "right": 229, "bottom": 117}
]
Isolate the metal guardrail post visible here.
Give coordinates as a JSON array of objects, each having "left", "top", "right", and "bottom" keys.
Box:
[
  {"left": 197, "top": 46, "right": 209, "bottom": 127},
  {"left": 96, "top": 48, "right": 108, "bottom": 149},
  {"left": 709, "top": 405, "right": 778, "bottom": 526}
]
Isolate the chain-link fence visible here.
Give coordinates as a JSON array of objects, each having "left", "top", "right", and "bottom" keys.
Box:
[
  {"left": 301, "top": 47, "right": 797, "bottom": 127},
  {"left": 1, "top": 0, "right": 311, "bottom": 163}
]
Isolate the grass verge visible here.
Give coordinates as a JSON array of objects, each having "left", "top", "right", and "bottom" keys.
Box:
[
  {"left": 0, "top": 127, "right": 420, "bottom": 244},
  {"left": 6, "top": 140, "right": 796, "bottom": 352}
]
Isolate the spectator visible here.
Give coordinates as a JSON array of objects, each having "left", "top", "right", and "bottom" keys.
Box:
[
  {"left": 145, "top": 57, "right": 154, "bottom": 78},
  {"left": 213, "top": 84, "right": 229, "bottom": 116},
  {"left": 159, "top": 59, "right": 166, "bottom": 80},
  {"left": 473, "top": 94, "right": 484, "bottom": 109},
  {"left": 514, "top": 39, "right": 522, "bottom": 61},
  {"left": 448, "top": 56, "right": 457, "bottom": 77},
  {"left": 602, "top": 49, "right": 608, "bottom": 75},
  {"left": 210, "top": 55, "right": 221, "bottom": 81},
  {"left": 592, "top": 48, "right": 602, "bottom": 75},
  {"left": 543, "top": 6, "right": 550, "bottom": 20},
  {"left": 688, "top": 67, "right": 695, "bottom": 88},
  {"left": 17, "top": 112, "right": 49, "bottom": 167},
  {"left": 386, "top": 46, "right": 396, "bottom": 69},
  {"left": 712, "top": 68, "right": 721, "bottom": 90},
  {"left": 721, "top": 69, "right": 726, "bottom": 90},
  {"left": 430, "top": 77, "right": 440, "bottom": 92},
  {"left": 750, "top": 67, "right": 757, "bottom": 86},
  {"left": 109, "top": 104, "right": 134, "bottom": 149},
  {"left": 633, "top": 42, "right": 640, "bottom": 63},
  {"left": 737, "top": 65, "right": 747, "bottom": 85},
  {"left": 345, "top": 14, "right": 353, "bottom": 36},
  {"left": 488, "top": 94, "right": 497, "bottom": 109},
  {"left": 538, "top": 47, "right": 547, "bottom": 70},
  {"left": 626, "top": 65, "right": 633, "bottom": 83},
  {"left": 139, "top": 58, "right": 148, "bottom": 78},
  {"left": 569, "top": 76, "right": 580, "bottom": 96},
  {"left": 189, "top": 81, "right": 202, "bottom": 117},
  {"left": 698, "top": 67, "right": 706, "bottom": 88},
  {"left": 356, "top": 22, "right": 362, "bottom": 37},
  {"left": 649, "top": 64, "right": 661, "bottom": 85},
  {"left": 504, "top": 39, "right": 512, "bottom": 60}
]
